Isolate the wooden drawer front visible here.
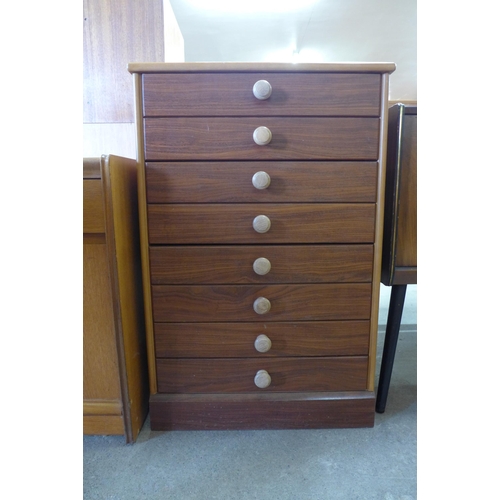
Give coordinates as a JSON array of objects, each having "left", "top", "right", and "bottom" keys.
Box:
[
  {"left": 142, "top": 73, "right": 381, "bottom": 117},
  {"left": 83, "top": 180, "right": 105, "bottom": 233},
  {"left": 150, "top": 245, "right": 373, "bottom": 285},
  {"left": 156, "top": 357, "right": 368, "bottom": 393},
  {"left": 143, "top": 117, "right": 380, "bottom": 161},
  {"left": 154, "top": 321, "right": 370, "bottom": 358},
  {"left": 146, "top": 162, "right": 377, "bottom": 204},
  {"left": 152, "top": 283, "right": 372, "bottom": 322},
  {"left": 148, "top": 204, "right": 375, "bottom": 244}
]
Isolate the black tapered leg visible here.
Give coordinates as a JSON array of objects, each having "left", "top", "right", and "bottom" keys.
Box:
[{"left": 376, "top": 284, "right": 407, "bottom": 413}]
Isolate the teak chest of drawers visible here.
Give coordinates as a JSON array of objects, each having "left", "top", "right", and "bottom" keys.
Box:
[{"left": 129, "top": 62, "right": 396, "bottom": 430}]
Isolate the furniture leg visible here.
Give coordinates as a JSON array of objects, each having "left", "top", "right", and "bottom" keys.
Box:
[{"left": 376, "top": 284, "right": 407, "bottom": 413}]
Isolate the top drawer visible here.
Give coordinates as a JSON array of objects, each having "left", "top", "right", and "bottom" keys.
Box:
[{"left": 142, "top": 73, "right": 381, "bottom": 117}]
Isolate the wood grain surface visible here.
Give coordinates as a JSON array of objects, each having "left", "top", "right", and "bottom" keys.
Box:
[
  {"left": 83, "top": 243, "right": 121, "bottom": 400},
  {"left": 149, "top": 245, "right": 373, "bottom": 284},
  {"left": 83, "top": 415, "right": 125, "bottom": 435},
  {"left": 102, "top": 155, "right": 149, "bottom": 442},
  {"left": 144, "top": 117, "right": 380, "bottom": 161},
  {"left": 395, "top": 112, "right": 417, "bottom": 269},
  {"left": 154, "top": 321, "right": 370, "bottom": 357},
  {"left": 149, "top": 391, "right": 375, "bottom": 429},
  {"left": 156, "top": 357, "right": 368, "bottom": 393},
  {"left": 148, "top": 204, "right": 376, "bottom": 244},
  {"left": 83, "top": 180, "right": 105, "bottom": 233},
  {"left": 142, "top": 72, "right": 381, "bottom": 117},
  {"left": 381, "top": 104, "right": 417, "bottom": 286},
  {"left": 83, "top": 0, "right": 164, "bottom": 123},
  {"left": 151, "top": 283, "right": 372, "bottom": 322},
  {"left": 145, "top": 161, "right": 378, "bottom": 203}
]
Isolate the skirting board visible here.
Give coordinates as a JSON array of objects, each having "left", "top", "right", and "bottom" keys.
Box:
[{"left": 150, "top": 391, "right": 375, "bottom": 430}]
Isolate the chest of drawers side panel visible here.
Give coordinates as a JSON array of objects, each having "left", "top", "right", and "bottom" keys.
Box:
[
  {"left": 133, "top": 73, "right": 158, "bottom": 394},
  {"left": 366, "top": 72, "right": 391, "bottom": 390}
]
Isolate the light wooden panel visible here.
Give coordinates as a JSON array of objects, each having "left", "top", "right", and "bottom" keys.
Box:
[
  {"left": 83, "top": 0, "right": 184, "bottom": 159},
  {"left": 83, "top": 0, "right": 165, "bottom": 123},
  {"left": 83, "top": 180, "right": 105, "bottom": 233},
  {"left": 367, "top": 73, "right": 390, "bottom": 391},
  {"left": 84, "top": 415, "right": 124, "bottom": 435},
  {"left": 103, "top": 155, "right": 149, "bottom": 442},
  {"left": 83, "top": 243, "right": 122, "bottom": 400},
  {"left": 83, "top": 400, "right": 122, "bottom": 416}
]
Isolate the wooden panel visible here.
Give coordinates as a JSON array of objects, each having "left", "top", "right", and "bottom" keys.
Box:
[
  {"left": 83, "top": 243, "right": 122, "bottom": 400},
  {"left": 83, "top": 400, "right": 123, "bottom": 416},
  {"left": 146, "top": 162, "right": 377, "bottom": 204},
  {"left": 381, "top": 104, "right": 417, "bottom": 286},
  {"left": 156, "top": 357, "right": 368, "bottom": 393},
  {"left": 144, "top": 117, "right": 380, "bottom": 161},
  {"left": 83, "top": 0, "right": 165, "bottom": 123},
  {"left": 152, "top": 283, "right": 372, "bottom": 322},
  {"left": 395, "top": 112, "right": 417, "bottom": 268},
  {"left": 84, "top": 415, "right": 124, "bottom": 435},
  {"left": 149, "top": 391, "right": 375, "bottom": 430},
  {"left": 367, "top": 73, "right": 391, "bottom": 391},
  {"left": 149, "top": 245, "right": 374, "bottom": 284},
  {"left": 154, "top": 321, "right": 370, "bottom": 357},
  {"left": 84, "top": 233, "right": 106, "bottom": 244},
  {"left": 83, "top": 157, "right": 101, "bottom": 179},
  {"left": 142, "top": 73, "right": 381, "bottom": 117},
  {"left": 148, "top": 204, "right": 376, "bottom": 244},
  {"left": 392, "top": 267, "right": 417, "bottom": 285},
  {"left": 83, "top": 180, "right": 105, "bottom": 233},
  {"left": 103, "top": 155, "right": 150, "bottom": 442},
  {"left": 130, "top": 61, "right": 396, "bottom": 74}
]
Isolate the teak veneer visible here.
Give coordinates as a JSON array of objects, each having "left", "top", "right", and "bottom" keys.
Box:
[
  {"left": 129, "top": 62, "right": 396, "bottom": 430},
  {"left": 83, "top": 155, "right": 149, "bottom": 442}
]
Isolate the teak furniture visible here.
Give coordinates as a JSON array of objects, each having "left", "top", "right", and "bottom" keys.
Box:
[
  {"left": 377, "top": 103, "right": 417, "bottom": 413},
  {"left": 83, "top": 155, "right": 149, "bottom": 442},
  {"left": 129, "top": 62, "right": 396, "bottom": 430}
]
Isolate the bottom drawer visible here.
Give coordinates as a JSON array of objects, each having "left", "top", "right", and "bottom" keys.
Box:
[{"left": 156, "top": 357, "right": 368, "bottom": 393}]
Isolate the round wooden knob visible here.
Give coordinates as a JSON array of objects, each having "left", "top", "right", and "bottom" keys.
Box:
[
  {"left": 253, "top": 297, "right": 271, "bottom": 315},
  {"left": 253, "top": 215, "right": 271, "bottom": 233},
  {"left": 253, "top": 80, "right": 273, "bottom": 100},
  {"left": 252, "top": 171, "right": 271, "bottom": 190},
  {"left": 253, "top": 257, "right": 271, "bottom": 276},
  {"left": 254, "top": 334, "right": 272, "bottom": 353},
  {"left": 254, "top": 369, "right": 271, "bottom": 388},
  {"left": 253, "top": 126, "right": 272, "bottom": 146}
]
